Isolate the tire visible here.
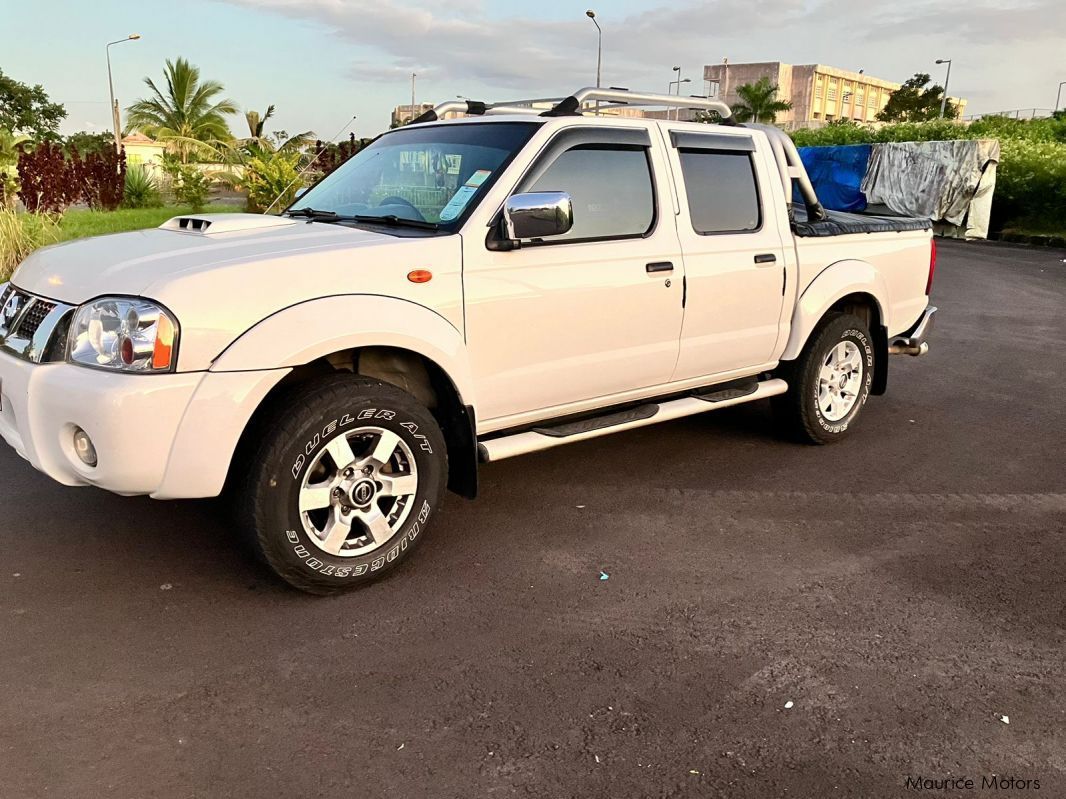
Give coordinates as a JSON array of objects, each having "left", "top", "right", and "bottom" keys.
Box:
[
  {"left": 237, "top": 374, "right": 447, "bottom": 595},
  {"left": 772, "top": 312, "right": 874, "bottom": 444}
]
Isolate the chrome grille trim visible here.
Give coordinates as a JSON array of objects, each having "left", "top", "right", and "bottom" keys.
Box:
[{"left": 0, "top": 283, "right": 76, "bottom": 364}]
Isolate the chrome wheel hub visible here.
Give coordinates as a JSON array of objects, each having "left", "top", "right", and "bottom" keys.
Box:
[
  {"left": 298, "top": 427, "right": 419, "bottom": 558},
  {"left": 818, "top": 341, "right": 863, "bottom": 422}
]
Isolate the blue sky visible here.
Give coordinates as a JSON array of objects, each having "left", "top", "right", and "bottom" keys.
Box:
[{"left": 3, "top": 0, "right": 1063, "bottom": 141}]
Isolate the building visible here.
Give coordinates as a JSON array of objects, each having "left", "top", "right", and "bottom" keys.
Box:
[
  {"left": 391, "top": 103, "right": 437, "bottom": 127},
  {"left": 702, "top": 61, "right": 966, "bottom": 129},
  {"left": 121, "top": 132, "right": 166, "bottom": 169}
]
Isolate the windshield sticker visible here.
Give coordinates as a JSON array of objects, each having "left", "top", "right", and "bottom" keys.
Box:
[
  {"left": 465, "top": 169, "right": 492, "bottom": 188},
  {"left": 439, "top": 185, "right": 479, "bottom": 222}
]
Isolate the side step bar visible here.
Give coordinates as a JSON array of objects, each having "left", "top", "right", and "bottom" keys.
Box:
[{"left": 478, "top": 378, "right": 788, "bottom": 463}]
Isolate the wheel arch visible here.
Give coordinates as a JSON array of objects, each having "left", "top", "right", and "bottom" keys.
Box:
[
  {"left": 211, "top": 296, "right": 479, "bottom": 500},
  {"left": 780, "top": 260, "right": 889, "bottom": 361}
]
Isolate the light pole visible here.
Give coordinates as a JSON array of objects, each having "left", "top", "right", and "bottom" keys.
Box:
[
  {"left": 935, "top": 58, "right": 952, "bottom": 118},
  {"left": 1056, "top": 81, "right": 1066, "bottom": 112},
  {"left": 669, "top": 68, "right": 691, "bottom": 121},
  {"left": 410, "top": 72, "right": 417, "bottom": 122},
  {"left": 106, "top": 33, "right": 141, "bottom": 153},
  {"left": 586, "top": 9, "right": 601, "bottom": 115}
]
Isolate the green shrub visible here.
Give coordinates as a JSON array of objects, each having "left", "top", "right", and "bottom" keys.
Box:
[
  {"left": 0, "top": 208, "right": 60, "bottom": 282},
  {"left": 161, "top": 158, "right": 212, "bottom": 213},
  {"left": 123, "top": 165, "right": 163, "bottom": 208},
  {"left": 244, "top": 151, "right": 300, "bottom": 213}
]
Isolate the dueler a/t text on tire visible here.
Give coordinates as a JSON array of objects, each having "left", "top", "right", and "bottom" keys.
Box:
[
  {"left": 773, "top": 312, "right": 874, "bottom": 444},
  {"left": 238, "top": 375, "right": 447, "bottom": 594}
]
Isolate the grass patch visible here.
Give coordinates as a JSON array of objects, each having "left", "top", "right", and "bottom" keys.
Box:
[
  {"left": 59, "top": 204, "right": 235, "bottom": 241},
  {"left": 1, "top": 209, "right": 61, "bottom": 282}
]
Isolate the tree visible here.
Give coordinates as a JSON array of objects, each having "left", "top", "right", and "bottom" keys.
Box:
[
  {"left": 0, "top": 69, "right": 67, "bottom": 139},
  {"left": 63, "top": 131, "right": 114, "bottom": 157},
  {"left": 239, "top": 105, "right": 313, "bottom": 155},
  {"left": 730, "top": 77, "right": 793, "bottom": 123},
  {"left": 877, "top": 73, "right": 958, "bottom": 122},
  {"left": 125, "top": 57, "right": 237, "bottom": 162}
]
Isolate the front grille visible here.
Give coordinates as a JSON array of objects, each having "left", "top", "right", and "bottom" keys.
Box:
[
  {"left": 0, "top": 284, "right": 12, "bottom": 309},
  {"left": 14, "top": 299, "right": 56, "bottom": 338}
]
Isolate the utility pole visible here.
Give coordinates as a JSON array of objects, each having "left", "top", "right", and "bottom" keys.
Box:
[
  {"left": 106, "top": 33, "right": 141, "bottom": 153},
  {"left": 410, "top": 72, "right": 417, "bottom": 122}
]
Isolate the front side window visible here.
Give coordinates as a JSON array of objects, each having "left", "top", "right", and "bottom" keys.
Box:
[
  {"left": 527, "top": 145, "right": 655, "bottom": 242},
  {"left": 291, "top": 122, "right": 540, "bottom": 229},
  {"left": 679, "top": 150, "right": 761, "bottom": 234}
]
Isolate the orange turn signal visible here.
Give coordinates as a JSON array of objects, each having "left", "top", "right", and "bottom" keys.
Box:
[
  {"left": 152, "top": 314, "right": 175, "bottom": 370},
  {"left": 407, "top": 269, "right": 433, "bottom": 284}
]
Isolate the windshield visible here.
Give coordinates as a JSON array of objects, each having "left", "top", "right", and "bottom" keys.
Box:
[{"left": 290, "top": 122, "right": 541, "bottom": 229}]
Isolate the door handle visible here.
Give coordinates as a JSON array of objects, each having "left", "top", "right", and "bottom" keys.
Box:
[
  {"left": 754, "top": 253, "right": 777, "bottom": 265},
  {"left": 646, "top": 261, "right": 674, "bottom": 274}
]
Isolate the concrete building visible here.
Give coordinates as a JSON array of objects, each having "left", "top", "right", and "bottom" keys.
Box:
[
  {"left": 391, "top": 103, "right": 437, "bottom": 127},
  {"left": 702, "top": 61, "right": 966, "bottom": 129}
]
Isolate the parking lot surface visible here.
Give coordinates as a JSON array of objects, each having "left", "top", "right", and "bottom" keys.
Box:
[{"left": 1, "top": 240, "right": 1063, "bottom": 798}]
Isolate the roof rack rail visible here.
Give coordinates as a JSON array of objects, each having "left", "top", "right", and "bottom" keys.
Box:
[{"left": 411, "top": 87, "right": 826, "bottom": 222}]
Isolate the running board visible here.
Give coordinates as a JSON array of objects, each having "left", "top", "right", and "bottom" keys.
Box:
[{"left": 478, "top": 378, "right": 788, "bottom": 463}]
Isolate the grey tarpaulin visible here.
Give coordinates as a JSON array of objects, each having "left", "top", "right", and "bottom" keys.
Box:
[{"left": 861, "top": 140, "right": 1000, "bottom": 239}]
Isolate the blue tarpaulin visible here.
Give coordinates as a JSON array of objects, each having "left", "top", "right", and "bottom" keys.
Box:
[{"left": 794, "top": 144, "right": 872, "bottom": 212}]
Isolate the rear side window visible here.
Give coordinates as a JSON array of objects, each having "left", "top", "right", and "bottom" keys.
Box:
[
  {"left": 528, "top": 145, "right": 655, "bottom": 241},
  {"left": 679, "top": 150, "right": 761, "bottom": 234}
]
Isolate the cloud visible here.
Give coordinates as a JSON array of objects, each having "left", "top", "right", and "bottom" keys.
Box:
[{"left": 219, "top": 0, "right": 1065, "bottom": 114}]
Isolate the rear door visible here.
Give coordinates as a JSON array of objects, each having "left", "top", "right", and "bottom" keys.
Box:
[
  {"left": 462, "top": 126, "right": 684, "bottom": 426},
  {"left": 665, "top": 129, "right": 790, "bottom": 381}
]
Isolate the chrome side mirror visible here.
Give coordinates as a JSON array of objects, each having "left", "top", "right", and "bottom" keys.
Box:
[{"left": 503, "top": 191, "right": 573, "bottom": 241}]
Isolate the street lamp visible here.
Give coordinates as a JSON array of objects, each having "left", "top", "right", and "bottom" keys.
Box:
[
  {"left": 410, "top": 72, "right": 417, "bottom": 122},
  {"left": 106, "top": 33, "right": 141, "bottom": 153},
  {"left": 1056, "top": 81, "right": 1066, "bottom": 112},
  {"left": 935, "top": 58, "right": 952, "bottom": 119},
  {"left": 586, "top": 10, "right": 602, "bottom": 89},
  {"left": 669, "top": 67, "right": 691, "bottom": 121},
  {"left": 586, "top": 9, "right": 602, "bottom": 116}
]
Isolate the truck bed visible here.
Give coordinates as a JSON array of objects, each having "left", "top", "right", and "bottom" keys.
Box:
[{"left": 792, "top": 208, "right": 932, "bottom": 238}]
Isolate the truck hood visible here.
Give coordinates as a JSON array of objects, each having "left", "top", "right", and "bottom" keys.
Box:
[
  {"left": 11, "top": 213, "right": 465, "bottom": 370},
  {"left": 13, "top": 214, "right": 391, "bottom": 305}
]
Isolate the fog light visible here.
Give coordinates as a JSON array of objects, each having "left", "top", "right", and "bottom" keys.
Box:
[{"left": 72, "top": 428, "right": 98, "bottom": 467}]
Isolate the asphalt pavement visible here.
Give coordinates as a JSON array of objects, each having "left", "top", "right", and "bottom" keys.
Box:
[{"left": 1, "top": 239, "right": 1064, "bottom": 798}]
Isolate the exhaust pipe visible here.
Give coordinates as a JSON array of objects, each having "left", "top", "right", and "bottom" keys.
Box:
[{"left": 888, "top": 340, "right": 929, "bottom": 356}]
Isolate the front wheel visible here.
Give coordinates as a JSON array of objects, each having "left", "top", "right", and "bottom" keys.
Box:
[
  {"left": 773, "top": 312, "right": 874, "bottom": 444},
  {"left": 237, "top": 375, "right": 447, "bottom": 594}
]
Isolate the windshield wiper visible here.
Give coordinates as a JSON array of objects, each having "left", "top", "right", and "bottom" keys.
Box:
[
  {"left": 350, "top": 214, "right": 440, "bottom": 231},
  {"left": 286, "top": 207, "right": 341, "bottom": 220}
]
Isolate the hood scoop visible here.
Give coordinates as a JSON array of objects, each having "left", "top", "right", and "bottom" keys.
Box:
[{"left": 159, "top": 213, "right": 297, "bottom": 235}]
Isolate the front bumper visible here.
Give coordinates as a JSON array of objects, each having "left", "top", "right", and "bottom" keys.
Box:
[
  {"left": 0, "top": 353, "right": 205, "bottom": 494},
  {"left": 889, "top": 305, "right": 937, "bottom": 356},
  {"left": 0, "top": 353, "right": 289, "bottom": 499}
]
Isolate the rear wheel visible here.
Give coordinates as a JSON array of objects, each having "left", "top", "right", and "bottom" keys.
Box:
[
  {"left": 237, "top": 374, "right": 447, "bottom": 594},
  {"left": 773, "top": 312, "right": 874, "bottom": 444}
]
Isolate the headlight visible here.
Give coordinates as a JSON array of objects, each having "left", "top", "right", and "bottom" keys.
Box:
[{"left": 68, "top": 297, "right": 179, "bottom": 372}]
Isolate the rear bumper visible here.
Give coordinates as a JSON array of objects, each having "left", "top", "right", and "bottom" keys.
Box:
[{"left": 889, "top": 305, "right": 937, "bottom": 356}]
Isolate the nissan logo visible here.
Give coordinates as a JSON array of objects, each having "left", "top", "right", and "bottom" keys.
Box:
[{"left": 1, "top": 294, "right": 22, "bottom": 326}]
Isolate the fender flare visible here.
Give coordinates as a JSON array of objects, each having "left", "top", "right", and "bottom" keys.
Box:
[
  {"left": 780, "top": 260, "right": 890, "bottom": 362},
  {"left": 210, "top": 294, "right": 477, "bottom": 406}
]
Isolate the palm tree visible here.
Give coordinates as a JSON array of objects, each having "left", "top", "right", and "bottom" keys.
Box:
[
  {"left": 126, "top": 58, "right": 237, "bottom": 162},
  {"left": 241, "top": 105, "right": 313, "bottom": 155},
  {"left": 730, "top": 77, "right": 793, "bottom": 124}
]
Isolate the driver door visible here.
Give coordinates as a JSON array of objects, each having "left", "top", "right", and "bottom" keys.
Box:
[{"left": 462, "top": 126, "right": 685, "bottom": 428}]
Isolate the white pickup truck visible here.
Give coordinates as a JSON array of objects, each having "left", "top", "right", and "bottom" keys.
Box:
[{"left": 0, "top": 88, "right": 936, "bottom": 594}]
